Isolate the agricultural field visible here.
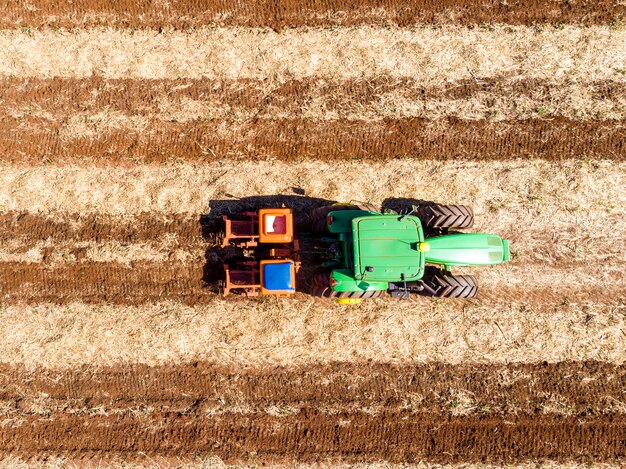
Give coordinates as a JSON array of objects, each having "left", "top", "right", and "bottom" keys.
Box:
[{"left": 0, "top": 0, "right": 625, "bottom": 466}]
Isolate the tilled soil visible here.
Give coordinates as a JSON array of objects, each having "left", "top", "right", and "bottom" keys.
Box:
[
  {"left": 0, "top": 0, "right": 622, "bottom": 29},
  {"left": 0, "top": 261, "right": 214, "bottom": 305},
  {"left": 3, "top": 117, "right": 624, "bottom": 165},
  {"left": 1, "top": 412, "right": 625, "bottom": 463},
  {"left": 0, "top": 212, "right": 205, "bottom": 244},
  {"left": 1, "top": 362, "right": 624, "bottom": 417},
  {"left": 0, "top": 260, "right": 624, "bottom": 305},
  {"left": 2, "top": 362, "right": 626, "bottom": 462}
]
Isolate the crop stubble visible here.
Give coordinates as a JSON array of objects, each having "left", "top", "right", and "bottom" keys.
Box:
[
  {"left": 1, "top": 300, "right": 624, "bottom": 368},
  {"left": 3, "top": 77, "right": 626, "bottom": 121},
  {"left": 2, "top": 27, "right": 622, "bottom": 82},
  {"left": 0, "top": 27, "right": 624, "bottom": 166}
]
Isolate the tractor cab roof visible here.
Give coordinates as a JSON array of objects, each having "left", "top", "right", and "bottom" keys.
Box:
[{"left": 352, "top": 214, "right": 425, "bottom": 282}]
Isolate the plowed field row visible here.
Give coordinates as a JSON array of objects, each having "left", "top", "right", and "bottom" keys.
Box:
[
  {"left": 0, "top": 460, "right": 617, "bottom": 469},
  {"left": 4, "top": 77, "right": 626, "bottom": 121},
  {"left": 1, "top": 162, "right": 622, "bottom": 257},
  {"left": 1, "top": 240, "right": 621, "bottom": 268},
  {"left": 0, "top": 0, "right": 623, "bottom": 28},
  {"left": 1, "top": 413, "right": 625, "bottom": 463},
  {"left": 2, "top": 27, "right": 622, "bottom": 82},
  {"left": 2, "top": 301, "right": 624, "bottom": 368},
  {"left": 0, "top": 261, "right": 209, "bottom": 305},
  {"left": 0, "top": 260, "right": 623, "bottom": 306},
  {"left": 0, "top": 212, "right": 204, "bottom": 243},
  {"left": 1, "top": 209, "right": 623, "bottom": 264},
  {"left": 0, "top": 240, "right": 204, "bottom": 264},
  {"left": 4, "top": 117, "right": 625, "bottom": 164},
  {"left": 0, "top": 238, "right": 623, "bottom": 295},
  {"left": 1, "top": 362, "right": 624, "bottom": 417}
]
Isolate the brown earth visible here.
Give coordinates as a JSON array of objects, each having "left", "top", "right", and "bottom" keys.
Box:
[
  {"left": 0, "top": 260, "right": 624, "bottom": 305},
  {"left": 0, "top": 212, "right": 205, "bottom": 244},
  {"left": 0, "top": 0, "right": 622, "bottom": 29},
  {"left": 0, "top": 260, "right": 213, "bottom": 305},
  {"left": 2, "top": 117, "right": 624, "bottom": 165},
  {"left": 3, "top": 77, "right": 625, "bottom": 119},
  {"left": 0, "top": 412, "right": 625, "bottom": 463},
  {"left": 0, "top": 362, "right": 624, "bottom": 417}
]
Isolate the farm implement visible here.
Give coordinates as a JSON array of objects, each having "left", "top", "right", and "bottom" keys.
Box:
[{"left": 217, "top": 201, "right": 510, "bottom": 303}]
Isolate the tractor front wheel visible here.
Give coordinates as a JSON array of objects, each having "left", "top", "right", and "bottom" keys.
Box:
[
  {"left": 416, "top": 204, "right": 474, "bottom": 230},
  {"left": 420, "top": 271, "right": 478, "bottom": 298}
]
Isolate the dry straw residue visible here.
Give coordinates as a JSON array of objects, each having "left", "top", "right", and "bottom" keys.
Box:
[
  {"left": 1, "top": 299, "right": 624, "bottom": 369},
  {"left": 0, "top": 27, "right": 624, "bottom": 83},
  {"left": 9, "top": 82, "right": 626, "bottom": 123},
  {"left": 0, "top": 239, "right": 203, "bottom": 264},
  {"left": 5, "top": 77, "right": 626, "bottom": 124}
]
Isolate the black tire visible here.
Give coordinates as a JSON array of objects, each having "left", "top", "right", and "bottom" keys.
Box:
[
  {"left": 310, "top": 273, "right": 385, "bottom": 299},
  {"left": 421, "top": 272, "right": 478, "bottom": 298},
  {"left": 308, "top": 203, "right": 378, "bottom": 233},
  {"left": 415, "top": 204, "right": 474, "bottom": 230}
]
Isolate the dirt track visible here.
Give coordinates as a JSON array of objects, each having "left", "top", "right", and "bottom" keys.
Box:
[
  {"left": 1, "top": 362, "right": 624, "bottom": 416},
  {"left": 0, "top": 261, "right": 212, "bottom": 305},
  {"left": 0, "top": 212, "right": 204, "bottom": 244},
  {"left": 0, "top": 260, "right": 623, "bottom": 306},
  {"left": 0, "top": 0, "right": 622, "bottom": 28},
  {"left": 4, "top": 210, "right": 622, "bottom": 264},
  {"left": 1, "top": 412, "right": 625, "bottom": 463},
  {"left": 3, "top": 117, "right": 624, "bottom": 165}
]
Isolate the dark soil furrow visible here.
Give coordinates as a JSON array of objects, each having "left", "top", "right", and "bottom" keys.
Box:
[
  {"left": 2, "top": 77, "right": 625, "bottom": 117},
  {"left": 0, "top": 412, "right": 625, "bottom": 463},
  {"left": 0, "top": 0, "right": 622, "bottom": 29},
  {"left": 0, "top": 362, "right": 624, "bottom": 417},
  {"left": 1, "top": 211, "right": 623, "bottom": 266},
  {"left": 0, "top": 261, "right": 623, "bottom": 305},
  {"left": 0, "top": 212, "right": 205, "bottom": 244},
  {"left": 3, "top": 118, "right": 624, "bottom": 165},
  {"left": 0, "top": 261, "right": 212, "bottom": 305}
]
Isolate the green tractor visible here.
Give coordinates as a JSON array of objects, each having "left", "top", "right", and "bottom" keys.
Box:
[{"left": 308, "top": 202, "right": 510, "bottom": 304}]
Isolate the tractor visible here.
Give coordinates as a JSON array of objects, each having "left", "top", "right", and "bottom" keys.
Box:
[{"left": 217, "top": 201, "right": 510, "bottom": 303}]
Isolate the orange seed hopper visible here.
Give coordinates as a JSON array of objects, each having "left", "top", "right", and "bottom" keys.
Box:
[{"left": 258, "top": 208, "right": 294, "bottom": 244}]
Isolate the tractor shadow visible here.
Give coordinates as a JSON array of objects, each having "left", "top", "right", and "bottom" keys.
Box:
[
  {"left": 199, "top": 193, "right": 334, "bottom": 290},
  {"left": 381, "top": 197, "right": 437, "bottom": 214}
]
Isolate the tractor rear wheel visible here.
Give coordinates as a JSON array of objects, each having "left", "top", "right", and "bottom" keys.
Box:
[
  {"left": 308, "top": 202, "right": 379, "bottom": 233},
  {"left": 416, "top": 204, "right": 474, "bottom": 230},
  {"left": 310, "top": 273, "right": 385, "bottom": 299},
  {"left": 420, "top": 271, "right": 478, "bottom": 298}
]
